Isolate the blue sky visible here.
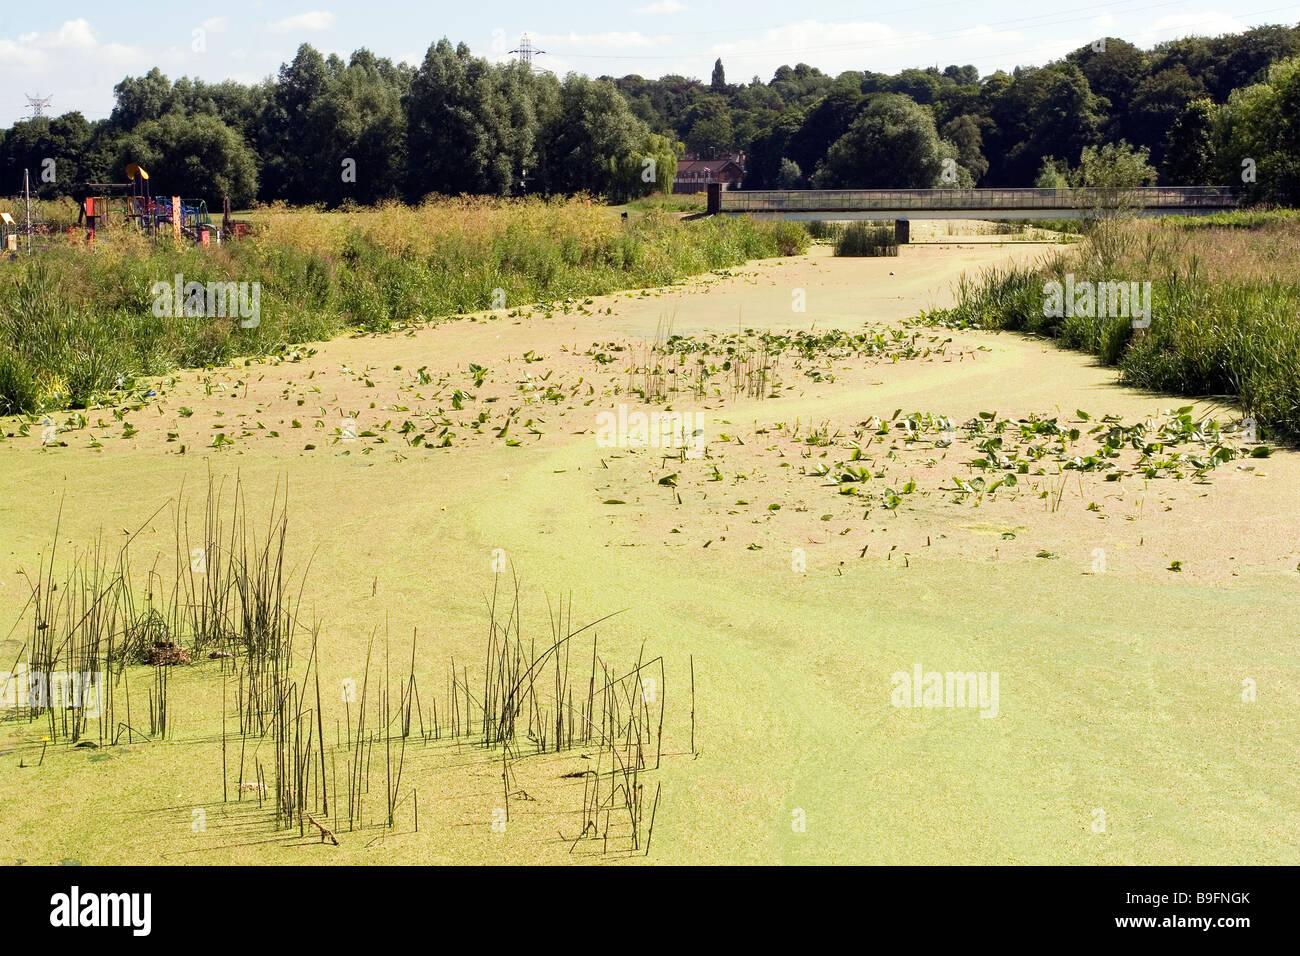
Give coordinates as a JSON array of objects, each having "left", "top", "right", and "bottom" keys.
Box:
[{"left": 2, "top": 0, "right": 1298, "bottom": 125}]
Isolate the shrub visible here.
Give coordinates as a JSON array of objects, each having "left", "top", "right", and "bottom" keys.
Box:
[
  {"left": 0, "top": 347, "right": 37, "bottom": 415},
  {"left": 835, "top": 222, "right": 899, "bottom": 257}
]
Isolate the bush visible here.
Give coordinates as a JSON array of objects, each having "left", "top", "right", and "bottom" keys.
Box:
[
  {"left": 805, "top": 221, "right": 842, "bottom": 241},
  {"left": 835, "top": 222, "right": 899, "bottom": 257},
  {"left": 770, "top": 221, "right": 811, "bottom": 256},
  {"left": 0, "top": 347, "right": 37, "bottom": 415}
]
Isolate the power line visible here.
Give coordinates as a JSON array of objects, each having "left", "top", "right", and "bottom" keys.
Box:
[
  {"left": 508, "top": 33, "right": 548, "bottom": 71},
  {"left": 23, "top": 94, "right": 52, "bottom": 120}
]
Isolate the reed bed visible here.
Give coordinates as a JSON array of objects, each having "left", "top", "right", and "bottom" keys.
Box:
[
  {"left": 0, "top": 198, "right": 806, "bottom": 415},
  {"left": 925, "top": 213, "right": 1300, "bottom": 440},
  {"left": 834, "top": 221, "right": 899, "bottom": 257},
  {"left": 4, "top": 479, "right": 691, "bottom": 858},
  {"left": 625, "top": 313, "right": 779, "bottom": 405}
]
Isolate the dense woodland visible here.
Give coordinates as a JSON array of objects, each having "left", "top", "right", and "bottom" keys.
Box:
[{"left": 2, "top": 23, "right": 1299, "bottom": 207}]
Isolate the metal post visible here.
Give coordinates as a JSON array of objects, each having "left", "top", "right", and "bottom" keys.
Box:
[{"left": 23, "top": 168, "right": 31, "bottom": 253}]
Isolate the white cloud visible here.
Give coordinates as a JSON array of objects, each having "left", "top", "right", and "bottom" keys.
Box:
[
  {"left": 942, "top": 10, "right": 1248, "bottom": 75},
  {"left": 48, "top": 19, "right": 96, "bottom": 49},
  {"left": 637, "top": 0, "right": 688, "bottom": 13},
  {"left": 705, "top": 19, "right": 931, "bottom": 77},
  {"left": 533, "top": 30, "right": 673, "bottom": 50},
  {"left": 202, "top": 17, "right": 228, "bottom": 33},
  {"left": 543, "top": 10, "right": 1255, "bottom": 82},
  {"left": 0, "top": 18, "right": 283, "bottom": 125},
  {"left": 1132, "top": 12, "right": 1247, "bottom": 47},
  {"left": 0, "top": 19, "right": 154, "bottom": 122},
  {"left": 510, "top": 30, "right": 676, "bottom": 75},
  {"left": 266, "top": 11, "right": 337, "bottom": 35}
]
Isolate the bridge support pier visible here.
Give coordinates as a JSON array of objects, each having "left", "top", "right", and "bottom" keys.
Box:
[
  {"left": 894, "top": 219, "right": 910, "bottom": 245},
  {"left": 707, "top": 183, "right": 722, "bottom": 215}
]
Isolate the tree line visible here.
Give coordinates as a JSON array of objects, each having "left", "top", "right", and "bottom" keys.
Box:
[
  {"left": 2, "top": 24, "right": 1299, "bottom": 207},
  {"left": 0, "top": 41, "right": 675, "bottom": 208},
  {"left": 654, "top": 24, "right": 1300, "bottom": 202}
]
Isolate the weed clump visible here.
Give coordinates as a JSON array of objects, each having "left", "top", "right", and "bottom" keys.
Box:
[{"left": 834, "top": 222, "right": 899, "bottom": 257}]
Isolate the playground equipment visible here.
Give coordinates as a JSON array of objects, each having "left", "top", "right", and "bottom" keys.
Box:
[
  {"left": 81, "top": 164, "right": 218, "bottom": 245},
  {"left": 0, "top": 212, "right": 17, "bottom": 254},
  {"left": 156, "top": 196, "right": 214, "bottom": 243}
]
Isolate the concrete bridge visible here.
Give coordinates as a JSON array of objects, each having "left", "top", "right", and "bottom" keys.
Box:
[{"left": 707, "top": 185, "right": 1240, "bottom": 222}]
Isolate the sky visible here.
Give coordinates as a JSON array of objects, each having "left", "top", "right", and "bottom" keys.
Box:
[{"left": 1, "top": 0, "right": 1299, "bottom": 126}]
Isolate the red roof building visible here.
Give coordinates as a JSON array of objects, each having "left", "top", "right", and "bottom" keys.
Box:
[{"left": 673, "top": 152, "right": 745, "bottom": 194}]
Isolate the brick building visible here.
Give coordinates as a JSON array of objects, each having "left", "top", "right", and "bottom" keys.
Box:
[{"left": 673, "top": 152, "right": 745, "bottom": 194}]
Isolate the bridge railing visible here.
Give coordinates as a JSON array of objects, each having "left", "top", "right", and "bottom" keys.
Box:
[{"left": 716, "top": 186, "right": 1239, "bottom": 213}]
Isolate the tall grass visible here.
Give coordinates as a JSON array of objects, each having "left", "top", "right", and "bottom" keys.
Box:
[
  {"left": 0, "top": 197, "right": 807, "bottom": 415},
  {"left": 834, "top": 221, "right": 899, "bottom": 257},
  {"left": 805, "top": 220, "right": 842, "bottom": 242},
  {"left": 0, "top": 196, "right": 80, "bottom": 232},
  {"left": 928, "top": 216, "right": 1300, "bottom": 440}
]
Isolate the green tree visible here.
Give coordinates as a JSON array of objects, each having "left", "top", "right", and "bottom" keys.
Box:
[
  {"left": 258, "top": 44, "right": 331, "bottom": 202},
  {"left": 110, "top": 68, "right": 174, "bottom": 130},
  {"left": 943, "top": 65, "right": 980, "bottom": 86},
  {"left": 1034, "top": 157, "right": 1070, "bottom": 189},
  {"left": 711, "top": 58, "right": 727, "bottom": 93},
  {"left": 1073, "top": 141, "right": 1158, "bottom": 187},
  {"left": 404, "top": 40, "right": 515, "bottom": 198},
  {"left": 941, "top": 114, "right": 988, "bottom": 183},
  {"left": 812, "top": 94, "right": 956, "bottom": 188},
  {"left": 116, "top": 113, "right": 258, "bottom": 207},
  {"left": 682, "top": 95, "right": 733, "bottom": 156},
  {"left": 1128, "top": 66, "right": 1208, "bottom": 166},
  {"left": 1066, "top": 38, "right": 1149, "bottom": 140},
  {"left": 887, "top": 68, "right": 942, "bottom": 104},
  {"left": 1204, "top": 24, "right": 1300, "bottom": 99},
  {"left": 786, "top": 88, "right": 863, "bottom": 177},
  {"left": 775, "top": 158, "right": 803, "bottom": 188},
  {"left": 537, "top": 74, "right": 657, "bottom": 199},
  {"left": 1163, "top": 99, "right": 1218, "bottom": 184},
  {"left": 985, "top": 64, "right": 1102, "bottom": 185},
  {"left": 1216, "top": 56, "right": 1300, "bottom": 204},
  {"left": 743, "top": 109, "right": 803, "bottom": 188},
  {"left": 311, "top": 50, "right": 410, "bottom": 205},
  {"left": 0, "top": 113, "right": 95, "bottom": 198},
  {"left": 1038, "top": 141, "right": 1157, "bottom": 190}
]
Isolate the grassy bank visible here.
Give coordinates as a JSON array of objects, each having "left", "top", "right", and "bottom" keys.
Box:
[
  {"left": 925, "top": 212, "right": 1300, "bottom": 440},
  {"left": 0, "top": 197, "right": 807, "bottom": 414}
]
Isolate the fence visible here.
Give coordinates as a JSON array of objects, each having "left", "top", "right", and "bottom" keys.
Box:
[{"left": 714, "top": 186, "right": 1240, "bottom": 215}]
